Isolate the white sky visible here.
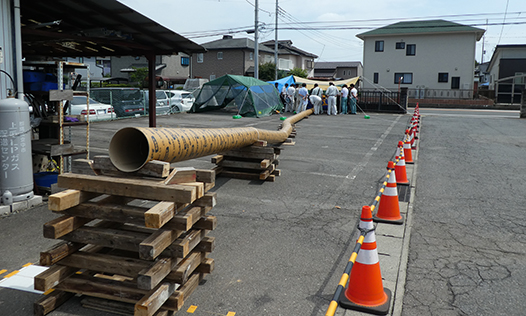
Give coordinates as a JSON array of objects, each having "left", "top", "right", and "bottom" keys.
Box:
[{"left": 118, "top": 0, "right": 526, "bottom": 64}]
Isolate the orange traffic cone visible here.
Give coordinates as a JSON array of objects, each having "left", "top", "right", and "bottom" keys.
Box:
[
  {"left": 374, "top": 162, "right": 404, "bottom": 225},
  {"left": 395, "top": 141, "right": 410, "bottom": 186},
  {"left": 403, "top": 131, "right": 414, "bottom": 164},
  {"left": 339, "top": 205, "right": 391, "bottom": 314}
]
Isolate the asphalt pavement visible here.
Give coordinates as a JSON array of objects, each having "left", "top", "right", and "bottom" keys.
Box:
[{"left": 0, "top": 107, "right": 524, "bottom": 316}]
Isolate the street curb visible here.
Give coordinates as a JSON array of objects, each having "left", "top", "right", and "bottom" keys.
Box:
[{"left": 391, "top": 121, "right": 421, "bottom": 316}]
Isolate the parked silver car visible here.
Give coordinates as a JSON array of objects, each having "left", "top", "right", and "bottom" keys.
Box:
[{"left": 166, "top": 90, "right": 195, "bottom": 112}]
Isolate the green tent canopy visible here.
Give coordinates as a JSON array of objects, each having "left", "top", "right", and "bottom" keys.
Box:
[{"left": 190, "top": 74, "right": 283, "bottom": 117}]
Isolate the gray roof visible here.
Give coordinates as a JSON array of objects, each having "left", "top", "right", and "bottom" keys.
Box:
[
  {"left": 356, "top": 19, "right": 485, "bottom": 41},
  {"left": 261, "top": 40, "right": 318, "bottom": 58},
  {"left": 202, "top": 37, "right": 274, "bottom": 54},
  {"left": 314, "top": 61, "right": 362, "bottom": 69}
]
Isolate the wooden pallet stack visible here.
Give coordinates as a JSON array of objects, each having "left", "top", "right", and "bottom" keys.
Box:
[
  {"left": 33, "top": 156, "right": 217, "bottom": 316},
  {"left": 211, "top": 140, "right": 288, "bottom": 182}
]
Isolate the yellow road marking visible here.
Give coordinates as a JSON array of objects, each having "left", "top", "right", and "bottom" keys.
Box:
[
  {"left": 22, "top": 262, "right": 33, "bottom": 267},
  {"left": 43, "top": 289, "right": 55, "bottom": 295},
  {"left": 186, "top": 305, "right": 198, "bottom": 313},
  {"left": 0, "top": 269, "right": 7, "bottom": 276},
  {"left": 3, "top": 270, "right": 19, "bottom": 278},
  {"left": 227, "top": 312, "right": 236, "bottom": 316}
]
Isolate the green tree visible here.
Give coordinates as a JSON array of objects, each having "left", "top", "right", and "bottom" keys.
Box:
[
  {"left": 258, "top": 62, "right": 277, "bottom": 81},
  {"left": 129, "top": 67, "right": 148, "bottom": 88},
  {"left": 288, "top": 67, "right": 308, "bottom": 78}
]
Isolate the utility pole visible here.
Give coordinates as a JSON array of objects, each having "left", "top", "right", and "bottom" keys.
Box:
[
  {"left": 254, "top": 0, "right": 259, "bottom": 79},
  {"left": 274, "top": 0, "right": 278, "bottom": 80}
]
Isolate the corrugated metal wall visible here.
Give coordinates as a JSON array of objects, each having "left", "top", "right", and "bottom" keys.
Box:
[{"left": 0, "top": 0, "right": 14, "bottom": 100}]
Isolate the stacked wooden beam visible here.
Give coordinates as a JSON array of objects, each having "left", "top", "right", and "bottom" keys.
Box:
[
  {"left": 212, "top": 141, "right": 283, "bottom": 182},
  {"left": 34, "top": 158, "right": 217, "bottom": 316}
]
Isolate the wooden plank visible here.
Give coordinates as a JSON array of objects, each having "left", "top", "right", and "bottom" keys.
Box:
[
  {"left": 174, "top": 273, "right": 200, "bottom": 303},
  {"left": 43, "top": 215, "right": 93, "bottom": 239},
  {"left": 272, "top": 169, "right": 282, "bottom": 176},
  {"left": 81, "top": 297, "right": 135, "bottom": 316},
  {"left": 61, "top": 226, "right": 150, "bottom": 253},
  {"left": 223, "top": 151, "right": 276, "bottom": 160},
  {"left": 210, "top": 155, "right": 223, "bottom": 164},
  {"left": 195, "top": 258, "right": 215, "bottom": 275},
  {"left": 220, "top": 160, "right": 268, "bottom": 170},
  {"left": 195, "top": 169, "right": 215, "bottom": 183},
  {"left": 137, "top": 257, "right": 178, "bottom": 291},
  {"left": 193, "top": 216, "right": 217, "bottom": 231},
  {"left": 178, "top": 182, "right": 204, "bottom": 199},
  {"left": 164, "top": 167, "right": 196, "bottom": 185},
  {"left": 259, "top": 164, "right": 276, "bottom": 180},
  {"left": 191, "top": 192, "right": 217, "bottom": 208},
  {"left": 58, "top": 252, "right": 150, "bottom": 279},
  {"left": 57, "top": 173, "right": 196, "bottom": 204},
  {"left": 163, "top": 230, "right": 207, "bottom": 259},
  {"left": 48, "top": 189, "right": 101, "bottom": 212},
  {"left": 56, "top": 274, "right": 183, "bottom": 311},
  {"left": 34, "top": 290, "right": 75, "bottom": 316},
  {"left": 60, "top": 202, "right": 148, "bottom": 227},
  {"left": 194, "top": 236, "right": 215, "bottom": 253},
  {"left": 139, "top": 229, "right": 184, "bottom": 261},
  {"left": 135, "top": 282, "right": 177, "bottom": 316},
  {"left": 252, "top": 140, "right": 268, "bottom": 147},
  {"left": 166, "top": 252, "right": 206, "bottom": 284},
  {"left": 40, "top": 241, "right": 84, "bottom": 266},
  {"left": 144, "top": 202, "right": 176, "bottom": 229},
  {"left": 161, "top": 206, "right": 212, "bottom": 231},
  {"left": 34, "top": 265, "right": 79, "bottom": 292},
  {"left": 93, "top": 156, "right": 171, "bottom": 178}
]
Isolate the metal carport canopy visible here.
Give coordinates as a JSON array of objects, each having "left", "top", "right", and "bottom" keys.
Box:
[{"left": 19, "top": 0, "right": 206, "bottom": 127}]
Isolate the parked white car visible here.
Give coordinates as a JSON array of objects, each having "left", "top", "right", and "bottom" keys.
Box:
[
  {"left": 69, "top": 96, "right": 114, "bottom": 121},
  {"left": 142, "top": 90, "right": 172, "bottom": 115},
  {"left": 166, "top": 90, "right": 195, "bottom": 112}
]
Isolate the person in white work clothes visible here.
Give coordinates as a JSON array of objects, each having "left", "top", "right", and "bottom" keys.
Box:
[
  {"left": 326, "top": 82, "right": 339, "bottom": 115},
  {"left": 286, "top": 84, "right": 296, "bottom": 113},
  {"left": 297, "top": 83, "right": 309, "bottom": 113},
  {"left": 310, "top": 83, "right": 324, "bottom": 114},
  {"left": 340, "top": 84, "right": 349, "bottom": 114}
]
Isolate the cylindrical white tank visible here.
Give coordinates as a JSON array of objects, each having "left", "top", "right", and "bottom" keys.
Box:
[{"left": 0, "top": 97, "right": 34, "bottom": 205}]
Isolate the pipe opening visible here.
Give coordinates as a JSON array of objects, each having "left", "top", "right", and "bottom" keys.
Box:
[{"left": 109, "top": 127, "right": 150, "bottom": 172}]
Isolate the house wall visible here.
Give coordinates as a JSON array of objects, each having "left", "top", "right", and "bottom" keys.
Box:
[
  {"left": 362, "top": 33, "right": 478, "bottom": 91},
  {"left": 488, "top": 47, "right": 526, "bottom": 90},
  {"left": 192, "top": 49, "right": 251, "bottom": 80}
]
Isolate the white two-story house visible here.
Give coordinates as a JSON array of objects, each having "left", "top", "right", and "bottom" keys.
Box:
[{"left": 357, "top": 20, "right": 485, "bottom": 98}]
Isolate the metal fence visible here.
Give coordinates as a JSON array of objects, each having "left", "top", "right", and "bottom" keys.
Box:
[
  {"left": 407, "top": 88, "right": 475, "bottom": 99},
  {"left": 358, "top": 89, "right": 406, "bottom": 114}
]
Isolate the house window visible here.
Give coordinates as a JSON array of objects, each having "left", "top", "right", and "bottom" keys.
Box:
[
  {"left": 406, "top": 44, "right": 416, "bottom": 56},
  {"left": 197, "top": 53, "right": 204, "bottom": 63},
  {"left": 249, "top": 52, "right": 253, "bottom": 61},
  {"left": 373, "top": 72, "right": 379, "bottom": 84},
  {"left": 375, "top": 40, "right": 384, "bottom": 52},
  {"left": 217, "top": 52, "right": 223, "bottom": 60},
  {"left": 451, "top": 77, "right": 460, "bottom": 89},
  {"left": 396, "top": 42, "right": 405, "bottom": 49},
  {"left": 394, "top": 73, "right": 413, "bottom": 84},
  {"left": 210, "top": 74, "right": 216, "bottom": 81},
  {"left": 438, "top": 73, "right": 448, "bottom": 83},
  {"left": 304, "top": 60, "right": 313, "bottom": 68},
  {"left": 181, "top": 57, "right": 189, "bottom": 66}
]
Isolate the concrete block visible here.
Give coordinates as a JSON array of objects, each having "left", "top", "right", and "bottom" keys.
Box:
[
  {"left": 0, "top": 204, "right": 11, "bottom": 216},
  {"left": 10, "top": 200, "right": 29, "bottom": 213},
  {"left": 28, "top": 195, "right": 43, "bottom": 208}
]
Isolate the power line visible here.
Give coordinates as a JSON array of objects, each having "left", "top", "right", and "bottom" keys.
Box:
[{"left": 497, "top": 0, "right": 511, "bottom": 46}]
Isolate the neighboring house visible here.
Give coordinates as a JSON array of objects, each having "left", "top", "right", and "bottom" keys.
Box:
[
  {"left": 261, "top": 40, "right": 318, "bottom": 73},
  {"left": 475, "top": 62, "right": 490, "bottom": 87},
  {"left": 66, "top": 57, "right": 111, "bottom": 82},
  {"left": 111, "top": 54, "right": 190, "bottom": 87},
  {"left": 356, "top": 20, "right": 485, "bottom": 98},
  {"left": 486, "top": 44, "right": 526, "bottom": 104},
  {"left": 192, "top": 35, "right": 317, "bottom": 80},
  {"left": 312, "top": 62, "right": 363, "bottom": 80}
]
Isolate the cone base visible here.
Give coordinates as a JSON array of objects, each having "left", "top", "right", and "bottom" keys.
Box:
[
  {"left": 396, "top": 181, "right": 410, "bottom": 186},
  {"left": 373, "top": 214, "right": 404, "bottom": 225},
  {"left": 339, "top": 287, "right": 392, "bottom": 315},
  {"left": 406, "top": 161, "right": 414, "bottom": 164}
]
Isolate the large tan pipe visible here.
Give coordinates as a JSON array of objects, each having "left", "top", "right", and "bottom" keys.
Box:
[{"left": 109, "top": 109, "right": 313, "bottom": 172}]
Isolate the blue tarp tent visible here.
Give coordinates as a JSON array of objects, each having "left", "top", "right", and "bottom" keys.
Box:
[{"left": 268, "top": 75, "right": 295, "bottom": 94}]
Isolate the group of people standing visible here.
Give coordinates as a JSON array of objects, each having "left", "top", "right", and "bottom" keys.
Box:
[{"left": 279, "top": 82, "right": 358, "bottom": 116}]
